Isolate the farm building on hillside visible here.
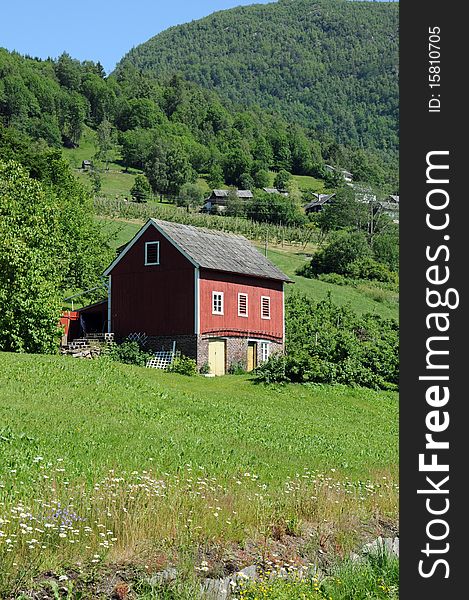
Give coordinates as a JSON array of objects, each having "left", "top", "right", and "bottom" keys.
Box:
[
  {"left": 304, "top": 193, "right": 336, "bottom": 214},
  {"left": 202, "top": 189, "right": 253, "bottom": 214},
  {"left": 101, "top": 219, "right": 291, "bottom": 374},
  {"left": 325, "top": 165, "right": 353, "bottom": 184},
  {"left": 263, "top": 187, "right": 289, "bottom": 196}
]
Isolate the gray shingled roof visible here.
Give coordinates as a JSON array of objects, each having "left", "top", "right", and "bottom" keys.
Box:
[
  {"left": 152, "top": 219, "right": 292, "bottom": 282},
  {"left": 211, "top": 189, "right": 253, "bottom": 199}
]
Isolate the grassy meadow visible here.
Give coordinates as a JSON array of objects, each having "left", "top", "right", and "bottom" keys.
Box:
[
  {"left": 0, "top": 352, "right": 398, "bottom": 596},
  {"left": 62, "top": 127, "right": 139, "bottom": 199}
]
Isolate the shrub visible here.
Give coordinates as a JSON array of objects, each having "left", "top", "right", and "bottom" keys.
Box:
[
  {"left": 199, "top": 361, "right": 211, "bottom": 375},
  {"left": 315, "top": 272, "right": 348, "bottom": 286},
  {"left": 255, "top": 292, "right": 399, "bottom": 390},
  {"left": 254, "top": 354, "right": 289, "bottom": 384},
  {"left": 109, "top": 340, "right": 152, "bottom": 367},
  {"left": 228, "top": 361, "right": 246, "bottom": 375},
  {"left": 298, "top": 231, "right": 398, "bottom": 284},
  {"left": 168, "top": 354, "right": 197, "bottom": 376},
  {"left": 347, "top": 257, "right": 397, "bottom": 283},
  {"left": 373, "top": 228, "right": 399, "bottom": 271},
  {"left": 307, "top": 231, "right": 372, "bottom": 277}
]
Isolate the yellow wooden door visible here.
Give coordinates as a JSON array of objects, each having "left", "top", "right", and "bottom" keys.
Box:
[
  {"left": 208, "top": 340, "right": 225, "bottom": 376},
  {"left": 247, "top": 342, "right": 257, "bottom": 372}
]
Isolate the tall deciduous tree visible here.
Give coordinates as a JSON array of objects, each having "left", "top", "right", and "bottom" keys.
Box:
[
  {"left": 0, "top": 160, "right": 63, "bottom": 353},
  {"left": 145, "top": 140, "right": 194, "bottom": 198},
  {"left": 95, "top": 118, "right": 114, "bottom": 170},
  {"left": 0, "top": 156, "right": 112, "bottom": 353}
]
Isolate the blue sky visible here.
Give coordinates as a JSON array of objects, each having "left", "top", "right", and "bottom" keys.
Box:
[{"left": 0, "top": 0, "right": 275, "bottom": 73}]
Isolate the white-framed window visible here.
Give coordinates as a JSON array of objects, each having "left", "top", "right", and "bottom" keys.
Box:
[
  {"left": 212, "top": 291, "right": 224, "bottom": 315},
  {"left": 260, "top": 341, "right": 270, "bottom": 363},
  {"left": 261, "top": 296, "right": 271, "bottom": 319},
  {"left": 145, "top": 241, "right": 160, "bottom": 265},
  {"left": 238, "top": 293, "right": 248, "bottom": 317}
]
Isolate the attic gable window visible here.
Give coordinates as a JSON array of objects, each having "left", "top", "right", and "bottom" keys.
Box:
[
  {"left": 261, "top": 296, "right": 271, "bottom": 320},
  {"left": 145, "top": 241, "right": 160, "bottom": 266},
  {"left": 212, "top": 291, "right": 224, "bottom": 315},
  {"left": 238, "top": 293, "right": 248, "bottom": 317}
]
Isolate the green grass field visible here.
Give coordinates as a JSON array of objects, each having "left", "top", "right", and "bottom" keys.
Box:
[
  {"left": 0, "top": 353, "right": 398, "bottom": 595},
  {"left": 62, "top": 126, "right": 139, "bottom": 199},
  {"left": 0, "top": 353, "right": 398, "bottom": 482}
]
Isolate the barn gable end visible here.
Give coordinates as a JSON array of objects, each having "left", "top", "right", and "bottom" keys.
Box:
[{"left": 103, "top": 219, "right": 291, "bottom": 374}]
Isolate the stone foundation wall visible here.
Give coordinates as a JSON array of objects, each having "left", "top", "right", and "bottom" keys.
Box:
[
  {"left": 259, "top": 340, "right": 284, "bottom": 364},
  {"left": 197, "top": 335, "right": 284, "bottom": 372},
  {"left": 117, "top": 333, "right": 283, "bottom": 373},
  {"left": 197, "top": 336, "right": 248, "bottom": 371}
]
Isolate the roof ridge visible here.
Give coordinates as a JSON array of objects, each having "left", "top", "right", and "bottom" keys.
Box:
[{"left": 151, "top": 218, "right": 248, "bottom": 241}]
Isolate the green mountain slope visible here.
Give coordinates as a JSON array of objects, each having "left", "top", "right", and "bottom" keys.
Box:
[{"left": 116, "top": 0, "right": 399, "bottom": 153}]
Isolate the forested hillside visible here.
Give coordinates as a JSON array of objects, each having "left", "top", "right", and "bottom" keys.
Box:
[
  {"left": 116, "top": 0, "right": 399, "bottom": 154},
  {"left": 0, "top": 45, "right": 397, "bottom": 194}
]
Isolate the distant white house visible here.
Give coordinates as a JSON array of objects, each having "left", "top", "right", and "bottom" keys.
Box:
[{"left": 354, "top": 186, "right": 400, "bottom": 223}]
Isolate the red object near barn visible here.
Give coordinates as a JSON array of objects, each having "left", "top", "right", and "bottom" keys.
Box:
[
  {"left": 59, "top": 311, "right": 80, "bottom": 345},
  {"left": 103, "top": 219, "right": 292, "bottom": 375}
]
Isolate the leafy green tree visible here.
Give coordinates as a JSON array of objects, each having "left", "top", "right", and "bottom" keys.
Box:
[
  {"left": 145, "top": 140, "right": 194, "bottom": 198},
  {"left": 59, "top": 91, "right": 87, "bottom": 147},
  {"left": 118, "top": 128, "right": 153, "bottom": 170},
  {"left": 81, "top": 72, "right": 117, "bottom": 125},
  {"left": 54, "top": 52, "right": 82, "bottom": 91},
  {"left": 207, "top": 162, "right": 224, "bottom": 188},
  {"left": 239, "top": 172, "right": 255, "bottom": 190},
  {"left": 253, "top": 169, "right": 270, "bottom": 189},
  {"left": 372, "top": 226, "right": 399, "bottom": 272},
  {"left": 225, "top": 188, "right": 246, "bottom": 217},
  {"left": 315, "top": 187, "right": 369, "bottom": 234},
  {"left": 252, "top": 137, "right": 274, "bottom": 170},
  {"left": 89, "top": 167, "right": 102, "bottom": 195},
  {"left": 130, "top": 174, "right": 152, "bottom": 202},
  {"left": 0, "top": 158, "right": 111, "bottom": 353},
  {"left": 117, "top": 98, "right": 163, "bottom": 131},
  {"left": 289, "top": 127, "right": 313, "bottom": 175},
  {"left": 95, "top": 118, "right": 115, "bottom": 170},
  {"left": 273, "top": 169, "right": 292, "bottom": 190},
  {"left": 176, "top": 182, "right": 205, "bottom": 211},
  {"left": 222, "top": 146, "right": 252, "bottom": 186},
  {"left": 0, "top": 160, "right": 63, "bottom": 353},
  {"left": 27, "top": 115, "right": 62, "bottom": 147},
  {"left": 246, "top": 191, "right": 306, "bottom": 226}
]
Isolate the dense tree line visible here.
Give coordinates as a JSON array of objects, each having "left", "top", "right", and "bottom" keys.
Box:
[
  {"left": 117, "top": 0, "right": 399, "bottom": 159},
  {"left": 0, "top": 124, "right": 113, "bottom": 353},
  {"left": 0, "top": 47, "right": 397, "bottom": 196}
]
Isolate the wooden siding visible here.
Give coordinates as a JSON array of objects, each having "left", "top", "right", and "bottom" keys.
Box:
[
  {"left": 109, "top": 227, "right": 195, "bottom": 337},
  {"left": 199, "top": 270, "right": 283, "bottom": 341}
]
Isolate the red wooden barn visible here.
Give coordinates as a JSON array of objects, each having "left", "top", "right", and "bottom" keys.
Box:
[{"left": 103, "top": 219, "right": 291, "bottom": 375}]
